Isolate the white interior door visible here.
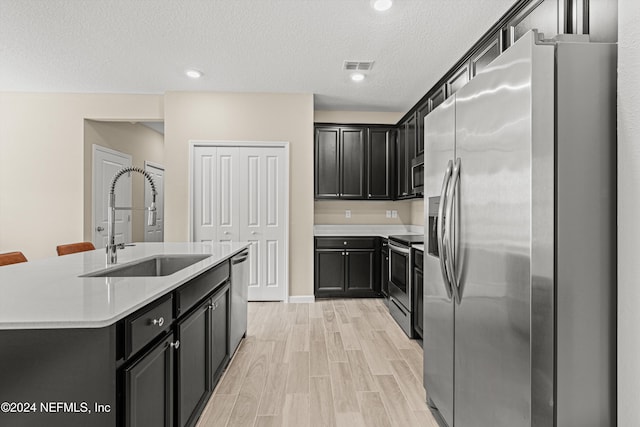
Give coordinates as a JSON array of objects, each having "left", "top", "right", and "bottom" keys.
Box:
[
  {"left": 93, "top": 145, "right": 132, "bottom": 248},
  {"left": 216, "top": 147, "right": 240, "bottom": 248},
  {"left": 193, "top": 146, "right": 218, "bottom": 244},
  {"left": 239, "top": 147, "right": 286, "bottom": 301},
  {"left": 144, "top": 162, "right": 164, "bottom": 242},
  {"left": 192, "top": 144, "right": 288, "bottom": 301}
]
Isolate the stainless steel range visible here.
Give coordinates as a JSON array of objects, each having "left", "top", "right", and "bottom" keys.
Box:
[{"left": 387, "top": 234, "right": 423, "bottom": 338}]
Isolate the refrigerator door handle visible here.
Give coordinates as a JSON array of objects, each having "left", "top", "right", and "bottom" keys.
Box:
[
  {"left": 444, "top": 157, "right": 461, "bottom": 304},
  {"left": 437, "top": 160, "right": 455, "bottom": 300}
]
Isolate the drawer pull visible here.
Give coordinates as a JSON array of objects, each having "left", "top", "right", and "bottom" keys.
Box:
[
  {"left": 151, "top": 317, "right": 165, "bottom": 327},
  {"left": 344, "top": 241, "right": 347, "bottom": 245},
  {"left": 170, "top": 340, "right": 180, "bottom": 350}
]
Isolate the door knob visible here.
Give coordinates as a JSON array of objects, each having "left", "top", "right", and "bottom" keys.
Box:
[
  {"left": 251, "top": 231, "right": 257, "bottom": 235},
  {"left": 224, "top": 231, "right": 230, "bottom": 235},
  {"left": 96, "top": 226, "right": 104, "bottom": 232}
]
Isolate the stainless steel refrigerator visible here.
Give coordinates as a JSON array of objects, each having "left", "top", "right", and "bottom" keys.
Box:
[{"left": 422, "top": 30, "right": 616, "bottom": 427}]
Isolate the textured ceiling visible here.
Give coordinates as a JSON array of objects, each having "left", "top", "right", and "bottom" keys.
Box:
[{"left": 0, "top": 0, "right": 517, "bottom": 112}]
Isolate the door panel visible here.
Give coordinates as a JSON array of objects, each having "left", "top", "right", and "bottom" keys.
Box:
[
  {"left": 239, "top": 147, "right": 286, "bottom": 301},
  {"left": 346, "top": 251, "right": 374, "bottom": 290},
  {"left": 216, "top": 148, "right": 240, "bottom": 248},
  {"left": 315, "top": 251, "right": 345, "bottom": 292},
  {"left": 423, "top": 97, "right": 455, "bottom": 427},
  {"left": 93, "top": 145, "right": 132, "bottom": 248},
  {"left": 193, "top": 148, "right": 217, "bottom": 243},
  {"left": 144, "top": 162, "right": 164, "bottom": 242},
  {"left": 315, "top": 128, "right": 340, "bottom": 197},
  {"left": 125, "top": 333, "right": 174, "bottom": 427},
  {"left": 454, "top": 34, "right": 534, "bottom": 427},
  {"left": 340, "top": 128, "right": 366, "bottom": 198}
]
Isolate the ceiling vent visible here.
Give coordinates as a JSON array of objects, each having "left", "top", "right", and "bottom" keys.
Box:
[{"left": 343, "top": 60, "right": 374, "bottom": 71}]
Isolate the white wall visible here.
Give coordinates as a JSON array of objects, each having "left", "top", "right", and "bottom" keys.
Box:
[
  {"left": 0, "top": 93, "right": 163, "bottom": 260},
  {"left": 617, "top": 0, "right": 640, "bottom": 423}
]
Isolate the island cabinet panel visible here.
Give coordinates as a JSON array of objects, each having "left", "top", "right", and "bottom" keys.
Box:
[
  {"left": 210, "top": 285, "right": 229, "bottom": 386},
  {"left": 0, "top": 327, "right": 117, "bottom": 427},
  {"left": 125, "top": 333, "right": 175, "bottom": 427},
  {"left": 177, "top": 301, "right": 211, "bottom": 427}
]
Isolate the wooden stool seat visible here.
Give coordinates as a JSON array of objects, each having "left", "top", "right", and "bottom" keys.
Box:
[
  {"left": 56, "top": 242, "right": 96, "bottom": 256},
  {"left": 0, "top": 251, "right": 28, "bottom": 266}
]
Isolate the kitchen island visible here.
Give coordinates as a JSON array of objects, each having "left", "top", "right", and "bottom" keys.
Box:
[{"left": 0, "top": 242, "right": 248, "bottom": 427}]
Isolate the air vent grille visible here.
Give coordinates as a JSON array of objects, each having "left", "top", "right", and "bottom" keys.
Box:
[{"left": 343, "top": 60, "right": 374, "bottom": 71}]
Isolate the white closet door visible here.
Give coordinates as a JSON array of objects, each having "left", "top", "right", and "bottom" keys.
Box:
[
  {"left": 239, "top": 147, "right": 286, "bottom": 301},
  {"left": 193, "top": 147, "right": 218, "bottom": 243},
  {"left": 216, "top": 147, "right": 240, "bottom": 248}
]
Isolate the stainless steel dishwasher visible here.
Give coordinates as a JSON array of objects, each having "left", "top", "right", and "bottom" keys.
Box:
[{"left": 230, "top": 249, "right": 249, "bottom": 356}]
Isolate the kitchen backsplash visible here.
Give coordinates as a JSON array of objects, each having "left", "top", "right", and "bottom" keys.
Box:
[{"left": 314, "top": 199, "right": 424, "bottom": 226}]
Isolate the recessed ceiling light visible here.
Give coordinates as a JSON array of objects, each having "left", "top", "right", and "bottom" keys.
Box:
[
  {"left": 372, "top": 0, "right": 392, "bottom": 12},
  {"left": 351, "top": 73, "right": 366, "bottom": 82},
  {"left": 185, "top": 69, "right": 203, "bottom": 79}
]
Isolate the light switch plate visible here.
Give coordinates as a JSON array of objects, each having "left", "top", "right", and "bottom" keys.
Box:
[
  {"left": 391, "top": 210, "right": 398, "bottom": 218},
  {"left": 345, "top": 210, "right": 351, "bottom": 218},
  {"left": 386, "top": 210, "right": 391, "bottom": 218}
]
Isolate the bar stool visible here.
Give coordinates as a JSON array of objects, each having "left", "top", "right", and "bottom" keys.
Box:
[
  {"left": 56, "top": 242, "right": 96, "bottom": 256},
  {"left": 0, "top": 251, "right": 28, "bottom": 266}
]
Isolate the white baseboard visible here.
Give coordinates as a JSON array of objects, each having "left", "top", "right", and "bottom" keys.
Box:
[{"left": 288, "top": 295, "right": 315, "bottom": 304}]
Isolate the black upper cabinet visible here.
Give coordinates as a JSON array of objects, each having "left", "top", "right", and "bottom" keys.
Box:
[
  {"left": 396, "top": 116, "right": 416, "bottom": 199},
  {"left": 315, "top": 127, "right": 340, "bottom": 198},
  {"left": 416, "top": 102, "right": 429, "bottom": 157},
  {"left": 340, "top": 128, "right": 366, "bottom": 198},
  {"left": 367, "top": 128, "right": 394, "bottom": 199},
  {"left": 315, "top": 126, "right": 366, "bottom": 199},
  {"left": 471, "top": 34, "right": 501, "bottom": 77},
  {"left": 315, "top": 125, "right": 394, "bottom": 200},
  {"left": 447, "top": 62, "right": 470, "bottom": 97},
  {"left": 429, "top": 85, "right": 446, "bottom": 111}
]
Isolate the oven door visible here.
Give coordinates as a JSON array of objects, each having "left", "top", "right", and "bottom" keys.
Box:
[{"left": 388, "top": 242, "right": 411, "bottom": 310}]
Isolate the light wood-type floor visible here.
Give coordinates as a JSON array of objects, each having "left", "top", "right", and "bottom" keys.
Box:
[{"left": 196, "top": 298, "right": 439, "bottom": 427}]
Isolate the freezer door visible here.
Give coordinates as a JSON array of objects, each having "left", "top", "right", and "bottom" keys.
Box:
[
  {"left": 423, "top": 96, "right": 455, "bottom": 426},
  {"left": 452, "top": 32, "right": 553, "bottom": 427}
]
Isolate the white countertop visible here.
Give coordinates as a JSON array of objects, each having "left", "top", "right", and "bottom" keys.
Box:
[
  {"left": 314, "top": 224, "right": 424, "bottom": 239},
  {"left": 413, "top": 244, "right": 425, "bottom": 252},
  {"left": 0, "top": 242, "right": 248, "bottom": 330}
]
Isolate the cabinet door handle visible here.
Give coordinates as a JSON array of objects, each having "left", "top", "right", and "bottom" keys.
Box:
[
  {"left": 170, "top": 340, "right": 180, "bottom": 350},
  {"left": 345, "top": 252, "right": 349, "bottom": 256},
  {"left": 208, "top": 304, "right": 214, "bottom": 310},
  {"left": 151, "top": 317, "right": 165, "bottom": 327}
]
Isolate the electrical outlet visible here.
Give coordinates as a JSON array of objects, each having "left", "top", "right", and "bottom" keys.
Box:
[
  {"left": 345, "top": 210, "right": 351, "bottom": 219},
  {"left": 386, "top": 210, "right": 391, "bottom": 218},
  {"left": 391, "top": 210, "right": 398, "bottom": 218}
]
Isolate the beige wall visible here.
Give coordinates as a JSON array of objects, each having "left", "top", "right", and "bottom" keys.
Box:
[
  {"left": 0, "top": 93, "right": 163, "bottom": 260},
  {"left": 618, "top": 0, "right": 640, "bottom": 422},
  {"left": 83, "top": 120, "right": 164, "bottom": 243},
  {"left": 314, "top": 110, "right": 403, "bottom": 124},
  {"left": 410, "top": 199, "right": 424, "bottom": 226},
  {"left": 163, "top": 92, "right": 314, "bottom": 297},
  {"left": 314, "top": 200, "right": 413, "bottom": 225}
]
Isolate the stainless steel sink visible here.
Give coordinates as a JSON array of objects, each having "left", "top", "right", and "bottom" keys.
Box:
[{"left": 82, "top": 254, "right": 210, "bottom": 277}]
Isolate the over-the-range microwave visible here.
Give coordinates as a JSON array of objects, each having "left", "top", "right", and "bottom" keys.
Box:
[{"left": 411, "top": 154, "right": 424, "bottom": 194}]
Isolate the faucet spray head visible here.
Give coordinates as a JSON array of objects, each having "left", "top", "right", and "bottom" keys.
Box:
[{"left": 148, "top": 201, "right": 157, "bottom": 226}]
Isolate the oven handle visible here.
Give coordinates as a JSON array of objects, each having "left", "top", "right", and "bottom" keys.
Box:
[
  {"left": 437, "top": 160, "right": 454, "bottom": 300},
  {"left": 388, "top": 242, "right": 411, "bottom": 255}
]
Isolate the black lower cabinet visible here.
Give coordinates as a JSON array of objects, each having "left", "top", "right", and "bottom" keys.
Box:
[
  {"left": 125, "top": 333, "right": 175, "bottom": 427},
  {"left": 210, "top": 285, "right": 229, "bottom": 386},
  {"left": 177, "top": 301, "right": 211, "bottom": 427},
  {"left": 381, "top": 239, "right": 389, "bottom": 300},
  {"left": 314, "top": 237, "right": 380, "bottom": 298},
  {"left": 413, "top": 249, "right": 423, "bottom": 339}
]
